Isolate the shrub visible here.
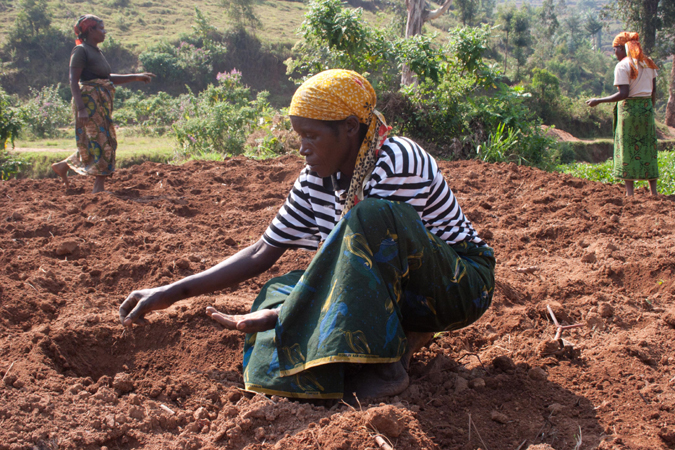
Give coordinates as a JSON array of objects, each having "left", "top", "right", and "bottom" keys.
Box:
[
  {"left": 172, "top": 69, "right": 271, "bottom": 158},
  {"left": 18, "top": 84, "right": 71, "bottom": 139},
  {"left": 114, "top": 90, "right": 182, "bottom": 134},
  {"left": 244, "top": 114, "right": 300, "bottom": 159},
  {"left": 0, "top": 88, "right": 22, "bottom": 149}
]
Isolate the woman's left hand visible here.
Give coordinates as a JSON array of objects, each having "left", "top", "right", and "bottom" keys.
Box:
[
  {"left": 137, "top": 73, "right": 156, "bottom": 84},
  {"left": 586, "top": 98, "right": 600, "bottom": 107}
]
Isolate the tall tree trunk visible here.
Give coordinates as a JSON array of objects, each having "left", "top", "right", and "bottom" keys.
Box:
[
  {"left": 503, "top": 32, "right": 509, "bottom": 73},
  {"left": 642, "top": 0, "right": 659, "bottom": 54},
  {"left": 666, "top": 55, "right": 675, "bottom": 128},
  {"left": 401, "top": 0, "right": 452, "bottom": 86},
  {"left": 597, "top": 29, "right": 601, "bottom": 50}
]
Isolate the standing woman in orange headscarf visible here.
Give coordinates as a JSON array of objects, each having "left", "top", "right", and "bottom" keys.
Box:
[
  {"left": 586, "top": 32, "right": 659, "bottom": 196},
  {"left": 51, "top": 15, "right": 155, "bottom": 193}
]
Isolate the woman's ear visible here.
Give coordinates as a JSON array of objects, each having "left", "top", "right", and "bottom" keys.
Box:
[{"left": 344, "top": 116, "right": 361, "bottom": 138}]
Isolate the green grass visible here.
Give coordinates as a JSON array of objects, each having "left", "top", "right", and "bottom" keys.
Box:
[
  {"left": 1, "top": 0, "right": 446, "bottom": 51},
  {"left": 10, "top": 131, "right": 175, "bottom": 178},
  {"left": 556, "top": 150, "right": 675, "bottom": 195},
  {"left": 15, "top": 130, "right": 175, "bottom": 152}
]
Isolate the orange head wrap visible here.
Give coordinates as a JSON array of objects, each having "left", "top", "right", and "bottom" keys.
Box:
[
  {"left": 74, "top": 15, "right": 102, "bottom": 45},
  {"left": 612, "top": 32, "right": 658, "bottom": 79}
]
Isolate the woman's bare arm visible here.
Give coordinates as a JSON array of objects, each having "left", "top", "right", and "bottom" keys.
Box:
[
  {"left": 69, "top": 67, "right": 86, "bottom": 122},
  {"left": 586, "top": 85, "right": 629, "bottom": 107},
  {"left": 119, "top": 238, "right": 287, "bottom": 326},
  {"left": 109, "top": 73, "right": 155, "bottom": 85}
]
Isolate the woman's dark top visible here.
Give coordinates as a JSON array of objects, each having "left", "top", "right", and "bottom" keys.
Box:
[{"left": 69, "top": 43, "right": 111, "bottom": 81}]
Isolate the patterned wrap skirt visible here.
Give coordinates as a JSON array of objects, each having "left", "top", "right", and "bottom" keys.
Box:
[
  {"left": 66, "top": 79, "right": 117, "bottom": 177},
  {"left": 243, "top": 199, "right": 496, "bottom": 399},
  {"left": 612, "top": 97, "right": 659, "bottom": 181}
]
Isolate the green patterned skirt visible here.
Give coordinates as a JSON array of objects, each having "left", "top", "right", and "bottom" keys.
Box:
[
  {"left": 613, "top": 97, "right": 658, "bottom": 181},
  {"left": 243, "top": 199, "right": 495, "bottom": 399},
  {"left": 66, "top": 79, "right": 117, "bottom": 177}
]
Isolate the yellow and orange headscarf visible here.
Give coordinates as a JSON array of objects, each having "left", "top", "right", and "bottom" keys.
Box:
[
  {"left": 612, "top": 32, "right": 658, "bottom": 79},
  {"left": 74, "top": 15, "right": 102, "bottom": 45},
  {"left": 289, "top": 69, "right": 392, "bottom": 217}
]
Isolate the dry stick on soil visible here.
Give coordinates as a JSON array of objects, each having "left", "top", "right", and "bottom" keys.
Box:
[
  {"left": 547, "top": 304, "right": 584, "bottom": 340},
  {"left": 457, "top": 352, "right": 487, "bottom": 370},
  {"left": 2, "top": 361, "right": 15, "bottom": 383},
  {"left": 515, "top": 440, "right": 528, "bottom": 450},
  {"left": 339, "top": 399, "right": 356, "bottom": 411},
  {"left": 309, "top": 429, "right": 322, "bottom": 450},
  {"left": 573, "top": 425, "right": 583, "bottom": 450},
  {"left": 160, "top": 404, "right": 175, "bottom": 415},
  {"left": 375, "top": 435, "right": 394, "bottom": 450},
  {"left": 468, "top": 413, "right": 491, "bottom": 450}
]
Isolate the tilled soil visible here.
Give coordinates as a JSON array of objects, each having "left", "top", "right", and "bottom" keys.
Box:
[{"left": 1, "top": 155, "right": 675, "bottom": 450}]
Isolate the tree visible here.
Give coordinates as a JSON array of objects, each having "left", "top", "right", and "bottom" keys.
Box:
[
  {"left": 286, "top": 0, "right": 445, "bottom": 90},
  {"left": 538, "top": 0, "right": 559, "bottom": 39},
  {"left": 455, "top": 0, "right": 480, "bottom": 26},
  {"left": 221, "top": 0, "right": 262, "bottom": 30},
  {"left": 401, "top": 0, "right": 453, "bottom": 85},
  {"left": 14, "top": 0, "right": 51, "bottom": 37},
  {"left": 662, "top": 0, "right": 675, "bottom": 126},
  {"left": 497, "top": 4, "right": 516, "bottom": 73},
  {"left": 584, "top": 13, "right": 603, "bottom": 49},
  {"left": 511, "top": 6, "right": 532, "bottom": 78},
  {"left": 602, "top": 0, "right": 660, "bottom": 54}
]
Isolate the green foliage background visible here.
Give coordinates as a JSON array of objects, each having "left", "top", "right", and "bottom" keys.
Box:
[{"left": 1, "top": 0, "right": 673, "bottom": 180}]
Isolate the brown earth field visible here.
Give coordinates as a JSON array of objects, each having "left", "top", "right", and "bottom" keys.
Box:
[{"left": 2, "top": 155, "right": 675, "bottom": 450}]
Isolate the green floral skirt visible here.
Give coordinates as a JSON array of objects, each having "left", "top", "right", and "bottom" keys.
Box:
[
  {"left": 66, "top": 79, "right": 117, "bottom": 177},
  {"left": 613, "top": 98, "right": 659, "bottom": 181},
  {"left": 243, "top": 199, "right": 496, "bottom": 399}
]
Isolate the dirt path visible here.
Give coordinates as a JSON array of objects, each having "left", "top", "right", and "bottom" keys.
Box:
[{"left": 1, "top": 156, "right": 675, "bottom": 450}]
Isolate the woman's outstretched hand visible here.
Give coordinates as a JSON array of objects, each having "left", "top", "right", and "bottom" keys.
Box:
[
  {"left": 137, "top": 73, "right": 156, "bottom": 84},
  {"left": 119, "top": 287, "right": 171, "bottom": 327},
  {"left": 586, "top": 98, "right": 600, "bottom": 107}
]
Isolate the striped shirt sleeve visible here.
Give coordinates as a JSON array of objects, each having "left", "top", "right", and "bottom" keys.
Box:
[{"left": 262, "top": 169, "right": 322, "bottom": 250}]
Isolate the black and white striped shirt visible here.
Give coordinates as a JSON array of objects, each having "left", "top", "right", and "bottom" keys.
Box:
[{"left": 263, "top": 136, "right": 484, "bottom": 250}]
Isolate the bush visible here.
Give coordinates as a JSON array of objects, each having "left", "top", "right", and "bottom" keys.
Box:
[
  {"left": 172, "top": 69, "right": 271, "bottom": 158},
  {"left": 244, "top": 114, "right": 300, "bottom": 159},
  {"left": 0, "top": 88, "right": 22, "bottom": 149},
  {"left": 17, "top": 84, "right": 71, "bottom": 139},
  {"left": 114, "top": 89, "right": 182, "bottom": 134}
]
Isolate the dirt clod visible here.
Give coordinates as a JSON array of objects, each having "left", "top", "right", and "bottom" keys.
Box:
[
  {"left": 364, "top": 405, "right": 403, "bottom": 438},
  {"left": 490, "top": 410, "right": 509, "bottom": 424},
  {"left": 598, "top": 302, "right": 614, "bottom": 318},
  {"left": 492, "top": 355, "right": 516, "bottom": 372},
  {"left": 55, "top": 240, "right": 78, "bottom": 256}
]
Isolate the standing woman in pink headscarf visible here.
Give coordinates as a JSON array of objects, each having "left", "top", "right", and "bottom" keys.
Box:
[
  {"left": 51, "top": 15, "right": 155, "bottom": 193},
  {"left": 586, "top": 32, "right": 659, "bottom": 196}
]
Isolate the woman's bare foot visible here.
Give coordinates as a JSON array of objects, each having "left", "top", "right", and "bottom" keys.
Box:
[
  {"left": 93, "top": 176, "right": 106, "bottom": 193},
  {"left": 206, "top": 306, "right": 278, "bottom": 333},
  {"left": 344, "top": 361, "right": 409, "bottom": 401},
  {"left": 402, "top": 331, "right": 434, "bottom": 370},
  {"left": 51, "top": 161, "right": 70, "bottom": 189}
]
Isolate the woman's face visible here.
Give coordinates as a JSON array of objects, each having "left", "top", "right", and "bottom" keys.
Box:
[
  {"left": 290, "top": 116, "right": 356, "bottom": 178},
  {"left": 614, "top": 45, "right": 626, "bottom": 61},
  {"left": 87, "top": 21, "right": 106, "bottom": 44}
]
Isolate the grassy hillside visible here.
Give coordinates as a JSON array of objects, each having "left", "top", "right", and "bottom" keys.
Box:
[{"left": 0, "top": 0, "right": 435, "bottom": 52}]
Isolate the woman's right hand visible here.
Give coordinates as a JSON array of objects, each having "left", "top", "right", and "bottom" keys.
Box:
[
  {"left": 77, "top": 108, "right": 89, "bottom": 127},
  {"left": 119, "top": 286, "right": 173, "bottom": 327}
]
